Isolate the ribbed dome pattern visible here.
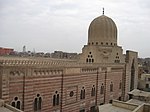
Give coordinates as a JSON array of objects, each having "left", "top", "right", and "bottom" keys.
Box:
[{"left": 88, "top": 15, "right": 117, "bottom": 46}]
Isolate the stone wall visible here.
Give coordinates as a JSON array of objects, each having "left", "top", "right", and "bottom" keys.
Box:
[{"left": 0, "top": 58, "right": 125, "bottom": 112}]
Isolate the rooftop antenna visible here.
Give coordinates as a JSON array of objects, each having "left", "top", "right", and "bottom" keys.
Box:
[{"left": 103, "top": 7, "right": 104, "bottom": 15}]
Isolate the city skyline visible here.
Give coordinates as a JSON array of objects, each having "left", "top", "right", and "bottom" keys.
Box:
[{"left": 0, "top": 0, "right": 150, "bottom": 58}]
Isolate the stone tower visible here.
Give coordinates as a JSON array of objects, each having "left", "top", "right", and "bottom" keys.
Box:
[
  {"left": 80, "top": 13, "right": 125, "bottom": 64},
  {"left": 79, "top": 12, "right": 138, "bottom": 101}
]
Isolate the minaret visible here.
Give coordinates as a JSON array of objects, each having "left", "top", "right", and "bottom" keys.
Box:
[{"left": 23, "top": 45, "right": 26, "bottom": 53}]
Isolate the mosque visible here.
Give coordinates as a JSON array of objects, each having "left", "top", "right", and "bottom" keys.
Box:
[{"left": 0, "top": 10, "right": 138, "bottom": 112}]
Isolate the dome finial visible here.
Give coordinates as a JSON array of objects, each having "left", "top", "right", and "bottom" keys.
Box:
[{"left": 103, "top": 8, "right": 104, "bottom": 15}]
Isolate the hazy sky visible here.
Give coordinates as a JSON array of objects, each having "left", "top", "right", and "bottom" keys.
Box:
[{"left": 0, "top": 0, "right": 150, "bottom": 58}]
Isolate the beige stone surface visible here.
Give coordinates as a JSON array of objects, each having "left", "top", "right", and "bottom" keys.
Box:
[
  {"left": 128, "top": 89, "right": 150, "bottom": 97},
  {"left": 0, "top": 107, "right": 13, "bottom": 112},
  {"left": 127, "top": 99, "right": 145, "bottom": 105},
  {"left": 88, "top": 15, "right": 117, "bottom": 46},
  {"left": 99, "top": 104, "right": 132, "bottom": 112},
  {"left": 0, "top": 99, "right": 23, "bottom": 112}
]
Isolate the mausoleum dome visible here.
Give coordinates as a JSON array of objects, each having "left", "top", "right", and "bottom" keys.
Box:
[{"left": 88, "top": 14, "right": 117, "bottom": 46}]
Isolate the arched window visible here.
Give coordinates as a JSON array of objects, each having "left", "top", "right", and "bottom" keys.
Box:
[
  {"left": 12, "top": 102, "right": 15, "bottom": 108},
  {"left": 38, "top": 97, "right": 42, "bottom": 110},
  {"left": 89, "top": 59, "right": 91, "bottom": 63},
  {"left": 110, "top": 82, "right": 113, "bottom": 92},
  {"left": 92, "top": 59, "right": 94, "bottom": 63},
  {"left": 86, "top": 58, "right": 88, "bottom": 63},
  {"left": 80, "top": 87, "right": 85, "bottom": 99},
  {"left": 83, "top": 89, "right": 85, "bottom": 99},
  {"left": 34, "top": 94, "right": 42, "bottom": 111},
  {"left": 11, "top": 97, "right": 21, "bottom": 110},
  {"left": 56, "top": 94, "right": 59, "bottom": 105},
  {"left": 130, "top": 59, "right": 135, "bottom": 91},
  {"left": 119, "top": 81, "right": 122, "bottom": 89},
  {"left": 16, "top": 101, "right": 21, "bottom": 109},
  {"left": 86, "top": 52, "right": 94, "bottom": 63},
  {"left": 80, "top": 89, "right": 83, "bottom": 99},
  {"left": 91, "top": 85, "right": 95, "bottom": 96},
  {"left": 34, "top": 98, "right": 38, "bottom": 111},
  {"left": 53, "top": 91, "right": 59, "bottom": 106},
  {"left": 53, "top": 95, "right": 56, "bottom": 106},
  {"left": 100, "top": 83, "right": 104, "bottom": 94}
]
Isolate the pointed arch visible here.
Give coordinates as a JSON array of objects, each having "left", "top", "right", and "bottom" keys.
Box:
[
  {"left": 16, "top": 101, "right": 21, "bottom": 109},
  {"left": 34, "top": 94, "right": 42, "bottom": 111},
  {"left": 91, "top": 85, "right": 95, "bottom": 96},
  {"left": 12, "top": 102, "right": 15, "bottom": 107},
  {"left": 34, "top": 98, "right": 38, "bottom": 111},
  {"left": 53, "top": 94, "right": 56, "bottom": 106},
  {"left": 53, "top": 91, "right": 60, "bottom": 106},
  {"left": 80, "top": 87, "right": 85, "bottom": 99},
  {"left": 100, "top": 83, "right": 104, "bottom": 94},
  {"left": 56, "top": 94, "right": 59, "bottom": 105},
  {"left": 11, "top": 97, "right": 21, "bottom": 110},
  {"left": 38, "top": 97, "right": 42, "bottom": 110},
  {"left": 110, "top": 82, "right": 113, "bottom": 92},
  {"left": 130, "top": 59, "right": 135, "bottom": 91}
]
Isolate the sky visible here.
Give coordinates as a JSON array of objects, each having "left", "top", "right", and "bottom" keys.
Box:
[{"left": 0, "top": 0, "right": 150, "bottom": 58}]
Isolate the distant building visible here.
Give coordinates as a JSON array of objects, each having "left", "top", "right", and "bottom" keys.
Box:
[
  {"left": 99, "top": 89, "right": 150, "bottom": 112},
  {"left": 138, "top": 74, "right": 150, "bottom": 92},
  {"left": 99, "top": 99, "right": 150, "bottom": 112},
  {"left": 51, "top": 51, "right": 78, "bottom": 59},
  {"left": 138, "top": 58, "right": 150, "bottom": 74},
  {"left": 0, "top": 47, "right": 14, "bottom": 55},
  {"left": 23, "top": 46, "right": 26, "bottom": 53},
  {"left": 138, "top": 64, "right": 144, "bottom": 79}
]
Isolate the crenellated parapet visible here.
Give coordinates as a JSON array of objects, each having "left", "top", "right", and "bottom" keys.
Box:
[
  {"left": 0, "top": 57, "right": 80, "bottom": 67},
  {"left": 0, "top": 57, "right": 125, "bottom": 68},
  {"left": 33, "top": 69, "right": 63, "bottom": 76},
  {"left": 81, "top": 68, "right": 98, "bottom": 73}
]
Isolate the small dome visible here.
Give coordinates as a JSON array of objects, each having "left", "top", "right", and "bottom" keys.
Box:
[{"left": 88, "top": 15, "right": 117, "bottom": 46}]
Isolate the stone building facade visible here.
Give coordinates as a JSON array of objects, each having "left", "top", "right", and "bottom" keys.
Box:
[
  {"left": 0, "top": 13, "right": 138, "bottom": 112},
  {"left": 138, "top": 74, "right": 150, "bottom": 92},
  {"left": 0, "top": 47, "right": 14, "bottom": 55}
]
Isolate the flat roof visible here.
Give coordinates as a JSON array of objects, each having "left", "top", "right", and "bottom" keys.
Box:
[
  {"left": 127, "top": 99, "right": 145, "bottom": 105},
  {"left": 0, "top": 107, "right": 13, "bottom": 112},
  {"left": 128, "top": 89, "right": 150, "bottom": 97},
  {"left": 99, "top": 104, "right": 132, "bottom": 112}
]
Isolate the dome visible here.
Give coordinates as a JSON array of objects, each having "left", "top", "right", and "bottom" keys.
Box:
[{"left": 88, "top": 15, "right": 117, "bottom": 46}]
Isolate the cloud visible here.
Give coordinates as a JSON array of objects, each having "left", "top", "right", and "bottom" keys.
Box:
[{"left": 0, "top": 0, "right": 150, "bottom": 57}]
